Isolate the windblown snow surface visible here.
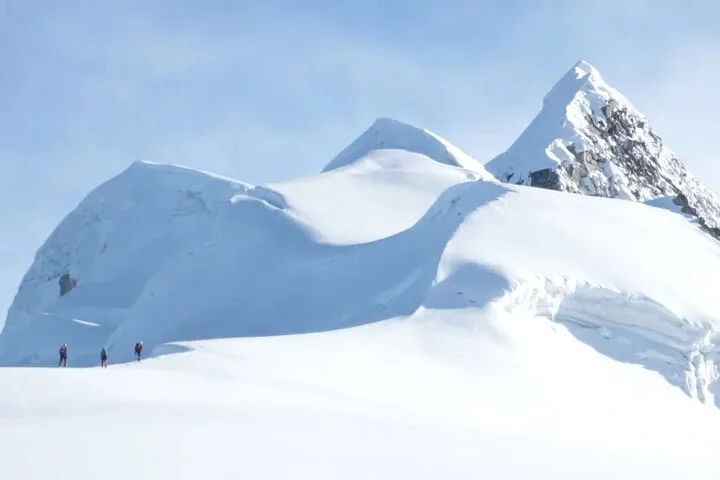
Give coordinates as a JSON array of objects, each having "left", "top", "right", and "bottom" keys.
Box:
[{"left": 4, "top": 117, "right": 720, "bottom": 479}]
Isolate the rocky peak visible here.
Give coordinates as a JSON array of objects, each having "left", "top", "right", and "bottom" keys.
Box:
[{"left": 486, "top": 60, "right": 720, "bottom": 239}]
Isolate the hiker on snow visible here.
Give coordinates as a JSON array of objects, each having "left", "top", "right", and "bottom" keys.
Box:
[
  {"left": 100, "top": 347, "right": 108, "bottom": 368},
  {"left": 58, "top": 343, "right": 68, "bottom": 367},
  {"left": 134, "top": 341, "right": 143, "bottom": 361}
]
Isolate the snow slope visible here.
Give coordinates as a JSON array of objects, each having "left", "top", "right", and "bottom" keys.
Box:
[
  {"left": 4, "top": 325, "right": 720, "bottom": 479},
  {"left": 323, "top": 116, "right": 494, "bottom": 178},
  {"left": 5, "top": 114, "right": 720, "bottom": 477},
  {"left": 0, "top": 161, "right": 251, "bottom": 364},
  {"left": 486, "top": 60, "right": 720, "bottom": 239},
  {"left": 4, "top": 115, "right": 720, "bottom": 398},
  {"left": 4, "top": 138, "right": 720, "bottom": 402}
]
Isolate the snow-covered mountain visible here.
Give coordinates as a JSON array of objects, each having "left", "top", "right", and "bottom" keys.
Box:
[
  {"left": 0, "top": 126, "right": 490, "bottom": 366},
  {"left": 486, "top": 60, "right": 720, "bottom": 239},
  {"left": 4, "top": 110, "right": 720, "bottom": 403},
  {"left": 323, "top": 116, "right": 494, "bottom": 178},
  {"left": 5, "top": 64, "right": 720, "bottom": 478}
]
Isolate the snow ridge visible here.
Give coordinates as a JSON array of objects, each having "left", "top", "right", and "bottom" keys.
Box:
[
  {"left": 323, "top": 117, "right": 494, "bottom": 180},
  {"left": 0, "top": 161, "right": 294, "bottom": 364},
  {"left": 5, "top": 66, "right": 720, "bottom": 414},
  {"left": 486, "top": 60, "right": 720, "bottom": 239}
]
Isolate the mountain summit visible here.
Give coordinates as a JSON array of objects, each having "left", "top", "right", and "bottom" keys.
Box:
[
  {"left": 486, "top": 60, "right": 720, "bottom": 238},
  {"left": 323, "top": 117, "right": 494, "bottom": 180}
]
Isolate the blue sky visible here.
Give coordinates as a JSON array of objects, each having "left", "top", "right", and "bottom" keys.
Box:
[{"left": 1, "top": 0, "right": 719, "bottom": 320}]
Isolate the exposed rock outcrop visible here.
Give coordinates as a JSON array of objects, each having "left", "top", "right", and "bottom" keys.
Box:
[
  {"left": 58, "top": 273, "right": 77, "bottom": 296},
  {"left": 487, "top": 60, "right": 720, "bottom": 240}
]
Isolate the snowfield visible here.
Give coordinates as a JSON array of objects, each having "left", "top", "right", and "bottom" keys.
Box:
[
  {"left": 4, "top": 326, "right": 720, "bottom": 479},
  {"left": 5, "top": 63, "right": 720, "bottom": 478}
]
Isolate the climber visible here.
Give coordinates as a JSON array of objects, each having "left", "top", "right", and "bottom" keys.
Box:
[
  {"left": 58, "top": 343, "right": 68, "bottom": 367},
  {"left": 134, "top": 341, "right": 143, "bottom": 361},
  {"left": 100, "top": 346, "right": 108, "bottom": 368}
]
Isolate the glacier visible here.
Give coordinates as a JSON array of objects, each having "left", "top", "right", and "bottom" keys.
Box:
[{"left": 4, "top": 63, "right": 720, "bottom": 479}]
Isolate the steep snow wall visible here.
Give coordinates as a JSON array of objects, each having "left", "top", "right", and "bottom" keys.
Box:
[
  {"left": 492, "top": 278, "right": 720, "bottom": 405},
  {"left": 0, "top": 162, "right": 288, "bottom": 364}
]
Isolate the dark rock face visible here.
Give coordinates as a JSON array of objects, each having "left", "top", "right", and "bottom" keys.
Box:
[
  {"left": 529, "top": 169, "right": 561, "bottom": 190},
  {"left": 584, "top": 100, "right": 720, "bottom": 239},
  {"left": 489, "top": 63, "right": 720, "bottom": 243},
  {"left": 673, "top": 194, "right": 720, "bottom": 241},
  {"left": 520, "top": 97, "right": 720, "bottom": 242},
  {"left": 673, "top": 193, "right": 696, "bottom": 217},
  {"left": 59, "top": 273, "right": 77, "bottom": 296},
  {"left": 584, "top": 102, "right": 671, "bottom": 199}
]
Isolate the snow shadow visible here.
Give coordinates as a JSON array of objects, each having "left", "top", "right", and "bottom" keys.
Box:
[
  {"left": 0, "top": 180, "right": 511, "bottom": 367},
  {"left": 159, "top": 180, "right": 511, "bottom": 342},
  {"left": 423, "top": 263, "right": 511, "bottom": 310},
  {"left": 0, "top": 311, "right": 115, "bottom": 368},
  {"left": 97, "top": 180, "right": 510, "bottom": 356},
  {"left": 561, "top": 320, "right": 691, "bottom": 392},
  {"left": 544, "top": 285, "right": 720, "bottom": 405}
]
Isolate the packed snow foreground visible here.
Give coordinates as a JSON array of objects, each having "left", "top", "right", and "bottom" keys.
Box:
[{"left": 4, "top": 62, "right": 720, "bottom": 479}]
